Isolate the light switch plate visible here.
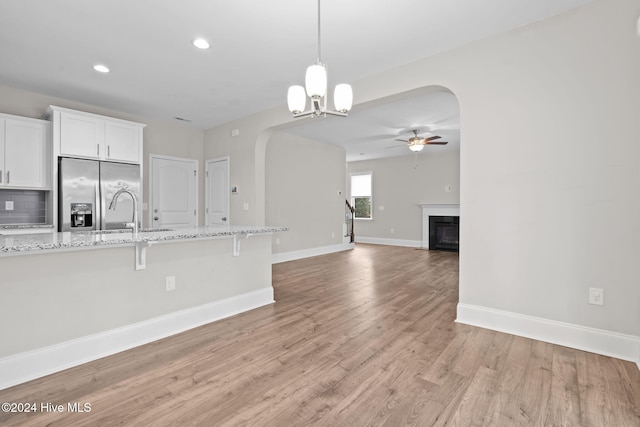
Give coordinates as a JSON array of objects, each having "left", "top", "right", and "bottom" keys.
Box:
[
  {"left": 5, "top": 201, "right": 14, "bottom": 211},
  {"left": 166, "top": 276, "right": 176, "bottom": 292}
]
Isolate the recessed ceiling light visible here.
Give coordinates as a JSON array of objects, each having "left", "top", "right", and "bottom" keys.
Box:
[
  {"left": 193, "top": 38, "right": 210, "bottom": 49},
  {"left": 93, "top": 64, "right": 110, "bottom": 73}
]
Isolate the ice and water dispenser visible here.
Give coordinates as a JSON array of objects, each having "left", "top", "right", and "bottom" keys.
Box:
[{"left": 70, "top": 203, "right": 93, "bottom": 228}]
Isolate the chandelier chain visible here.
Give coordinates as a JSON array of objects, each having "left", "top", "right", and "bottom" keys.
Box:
[{"left": 317, "top": 0, "right": 322, "bottom": 63}]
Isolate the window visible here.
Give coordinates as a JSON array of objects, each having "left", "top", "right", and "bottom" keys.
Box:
[{"left": 350, "top": 172, "right": 372, "bottom": 219}]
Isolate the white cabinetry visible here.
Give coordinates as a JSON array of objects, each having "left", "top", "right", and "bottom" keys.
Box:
[
  {"left": 50, "top": 106, "right": 144, "bottom": 164},
  {"left": 59, "top": 111, "right": 104, "bottom": 159},
  {"left": 0, "top": 114, "right": 50, "bottom": 189},
  {"left": 105, "top": 121, "right": 142, "bottom": 163}
]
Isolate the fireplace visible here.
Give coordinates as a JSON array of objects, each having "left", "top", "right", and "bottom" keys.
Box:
[
  {"left": 419, "top": 204, "right": 459, "bottom": 250},
  {"left": 428, "top": 216, "right": 459, "bottom": 252}
]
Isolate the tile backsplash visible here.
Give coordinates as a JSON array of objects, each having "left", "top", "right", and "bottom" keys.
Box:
[{"left": 0, "top": 190, "right": 47, "bottom": 225}]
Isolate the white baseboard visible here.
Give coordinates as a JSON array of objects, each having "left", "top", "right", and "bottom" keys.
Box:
[
  {"left": 355, "top": 236, "right": 422, "bottom": 248},
  {"left": 457, "top": 303, "right": 640, "bottom": 369},
  {"left": 0, "top": 287, "right": 275, "bottom": 391},
  {"left": 272, "top": 242, "right": 354, "bottom": 264}
]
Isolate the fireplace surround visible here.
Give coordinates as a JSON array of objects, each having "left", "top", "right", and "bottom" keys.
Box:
[{"left": 419, "top": 204, "right": 460, "bottom": 250}]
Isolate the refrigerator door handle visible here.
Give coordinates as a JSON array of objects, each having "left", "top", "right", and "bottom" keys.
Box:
[{"left": 98, "top": 182, "right": 105, "bottom": 230}]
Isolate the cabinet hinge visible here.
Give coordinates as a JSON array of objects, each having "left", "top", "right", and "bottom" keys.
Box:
[{"left": 194, "top": 170, "right": 196, "bottom": 177}]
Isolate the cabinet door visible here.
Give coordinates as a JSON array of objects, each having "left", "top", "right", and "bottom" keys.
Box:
[
  {"left": 3, "top": 119, "right": 49, "bottom": 188},
  {"left": 60, "top": 112, "right": 104, "bottom": 159},
  {"left": 105, "top": 121, "right": 141, "bottom": 163}
]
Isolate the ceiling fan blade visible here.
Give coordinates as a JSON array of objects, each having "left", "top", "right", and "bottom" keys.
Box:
[
  {"left": 424, "top": 135, "right": 442, "bottom": 141},
  {"left": 424, "top": 141, "right": 448, "bottom": 145},
  {"left": 394, "top": 139, "right": 409, "bottom": 142},
  {"left": 386, "top": 144, "right": 406, "bottom": 149}
]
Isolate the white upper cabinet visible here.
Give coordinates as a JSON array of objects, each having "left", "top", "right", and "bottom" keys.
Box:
[
  {"left": 0, "top": 114, "right": 50, "bottom": 189},
  {"left": 60, "top": 111, "right": 104, "bottom": 159},
  {"left": 49, "top": 106, "right": 145, "bottom": 164},
  {"left": 105, "top": 121, "right": 142, "bottom": 163}
]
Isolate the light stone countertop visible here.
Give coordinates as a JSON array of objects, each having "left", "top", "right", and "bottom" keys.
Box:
[
  {"left": 0, "top": 224, "right": 55, "bottom": 230},
  {"left": 0, "top": 225, "right": 287, "bottom": 255}
]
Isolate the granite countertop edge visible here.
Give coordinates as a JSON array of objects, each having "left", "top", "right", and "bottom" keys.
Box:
[
  {"left": 0, "top": 225, "right": 288, "bottom": 254},
  {"left": 0, "top": 224, "right": 55, "bottom": 230}
]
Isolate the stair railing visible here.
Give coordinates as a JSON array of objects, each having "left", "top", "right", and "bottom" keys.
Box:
[{"left": 345, "top": 199, "right": 355, "bottom": 243}]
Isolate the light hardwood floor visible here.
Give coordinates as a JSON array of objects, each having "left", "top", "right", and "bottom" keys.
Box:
[{"left": 1, "top": 244, "right": 639, "bottom": 426}]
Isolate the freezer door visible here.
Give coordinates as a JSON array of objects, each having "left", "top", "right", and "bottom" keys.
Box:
[
  {"left": 59, "top": 158, "right": 100, "bottom": 232},
  {"left": 100, "top": 162, "right": 141, "bottom": 230}
]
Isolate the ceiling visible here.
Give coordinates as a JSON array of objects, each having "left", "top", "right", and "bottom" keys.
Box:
[
  {"left": 0, "top": 0, "right": 593, "bottom": 160},
  {"left": 283, "top": 88, "right": 461, "bottom": 162}
]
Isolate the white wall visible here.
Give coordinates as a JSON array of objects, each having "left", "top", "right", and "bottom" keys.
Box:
[
  {"left": 203, "top": 108, "right": 291, "bottom": 226},
  {"left": 0, "top": 235, "right": 275, "bottom": 389},
  {"left": 0, "top": 85, "right": 206, "bottom": 226},
  {"left": 203, "top": 0, "right": 640, "bottom": 359},
  {"left": 348, "top": 150, "right": 460, "bottom": 244},
  {"left": 266, "top": 131, "right": 346, "bottom": 254}
]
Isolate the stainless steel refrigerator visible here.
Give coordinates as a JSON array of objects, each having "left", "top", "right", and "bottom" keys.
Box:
[{"left": 58, "top": 157, "right": 141, "bottom": 232}]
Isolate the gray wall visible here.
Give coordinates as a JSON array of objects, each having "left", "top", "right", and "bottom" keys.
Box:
[
  {"left": 266, "top": 131, "right": 346, "bottom": 254},
  {"left": 347, "top": 150, "right": 460, "bottom": 244},
  {"left": 0, "top": 235, "right": 273, "bottom": 357}
]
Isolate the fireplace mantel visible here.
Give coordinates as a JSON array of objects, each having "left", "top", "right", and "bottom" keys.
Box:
[{"left": 419, "top": 204, "right": 460, "bottom": 249}]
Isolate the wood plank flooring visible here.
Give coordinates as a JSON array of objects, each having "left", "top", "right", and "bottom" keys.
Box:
[{"left": 1, "top": 244, "right": 639, "bottom": 426}]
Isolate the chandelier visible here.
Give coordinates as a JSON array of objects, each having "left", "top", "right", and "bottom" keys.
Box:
[{"left": 287, "top": 0, "right": 353, "bottom": 118}]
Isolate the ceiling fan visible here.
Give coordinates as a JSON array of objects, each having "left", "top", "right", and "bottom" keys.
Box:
[{"left": 394, "top": 129, "right": 448, "bottom": 152}]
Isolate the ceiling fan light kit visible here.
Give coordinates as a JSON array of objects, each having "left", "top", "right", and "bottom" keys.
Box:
[
  {"left": 287, "top": 0, "right": 353, "bottom": 119},
  {"left": 396, "top": 129, "right": 449, "bottom": 152},
  {"left": 409, "top": 142, "right": 424, "bottom": 152}
]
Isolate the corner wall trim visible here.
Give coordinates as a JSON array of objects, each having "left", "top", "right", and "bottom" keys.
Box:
[
  {"left": 0, "top": 287, "right": 275, "bottom": 391},
  {"left": 355, "top": 236, "right": 422, "bottom": 248},
  {"left": 272, "top": 242, "right": 354, "bottom": 264},
  {"left": 457, "top": 303, "right": 640, "bottom": 369}
]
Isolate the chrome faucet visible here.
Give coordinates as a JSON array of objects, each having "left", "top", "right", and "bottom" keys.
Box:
[{"left": 109, "top": 188, "right": 139, "bottom": 235}]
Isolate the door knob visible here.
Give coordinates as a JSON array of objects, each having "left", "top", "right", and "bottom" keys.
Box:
[
  {"left": 154, "top": 209, "right": 158, "bottom": 213},
  {"left": 154, "top": 217, "right": 159, "bottom": 221},
  {"left": 222, "top": 217, "right": 227, "bottom": 221}
]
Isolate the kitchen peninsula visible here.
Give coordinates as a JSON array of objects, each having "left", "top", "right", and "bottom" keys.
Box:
[{"left": 0, "top": 225, "right": 286, "bottom": 390}]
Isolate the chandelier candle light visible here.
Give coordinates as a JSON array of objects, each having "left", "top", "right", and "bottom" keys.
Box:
[{"left": 287, "top": 0, "right": 353, "bottom": 118}]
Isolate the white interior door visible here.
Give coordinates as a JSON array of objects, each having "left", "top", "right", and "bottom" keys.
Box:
[
  {"left": 205, "top": 157, "right": 229, "bottom": 225},
  {"left": 150, "top": 155, "right": 198, "bottom": 229}
]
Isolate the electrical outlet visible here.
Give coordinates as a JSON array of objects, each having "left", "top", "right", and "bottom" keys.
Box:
[
  {"left": 5, "top": 201, "right": 14, "bottom": 211},
  {"left": 166, "top": 276, "right": 176, "bottom": 292},
  {"left": 588, "top": 287, "right": 604, "bottom": 305},
  {"left": 243, "top": 202, "right": 249, "bottom": 211},
  {"left": 331, "top": 231, "right": 335, "bottom": 238},
  {"left": 390, "top": 228, "right": 395, "bottom": 234}
]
